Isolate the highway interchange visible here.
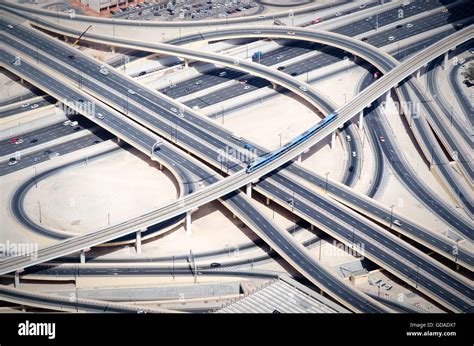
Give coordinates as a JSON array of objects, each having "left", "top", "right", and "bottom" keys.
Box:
[{"left": 0, "top": 1, "right": 472, "bottom": 314}]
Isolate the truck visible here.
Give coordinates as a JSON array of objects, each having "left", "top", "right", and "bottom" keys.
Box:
[{"left": 252, "top": 51, "right": 263, "bottom": 62}]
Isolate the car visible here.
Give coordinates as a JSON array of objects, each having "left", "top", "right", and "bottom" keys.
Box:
[
  {"left": 96, "top": 113, "right": 104, "bottom": 120},
  {"left": 346, "top": 135, "right": 351, "bottom": 142},
  {"left": 396, "top": 24, "right": 402, "bottom": 29},
  {"left": 171, "top": 108, "right": 177, "bottom": 113},
  {"left": 68, "top": 54, "right": 75, "bottom": 59},
  {"left": 379, "top": 136, "right": 385, "bottom": 142},
  {"left": 393, "top": 219, "right": 402, "bottom": 226},
  {"left": 30, "top": 138, "right": 38, "bottom": 143},
  {"left": 257, "top": 14, "right": 265, "bottom": 19},
  {"left": 406, "top": 23, "right": 413, "bottom": 28},
  {"left": 239, "top": 79, "right": 247, "bottom": 84},
  {"left": 127, "top": 89, "right": 136, "bottom": 94},
  {"left": 63, "top": 120, "right": 72, "bottom": 126},
  {"left": 277, "top": 66, "right": 285, "bottom": 71},
  {"left": 469, "top": 48, "right": 474, "bottom": 54},
  {"left": 287, "top": 198, "right": 293, "bottom": 205},
  {"left": 352, "top": 151, "right": 357, "bottom": 157},
  {"left": 365, "top": 16, "right": 372, "bottom": 22},
  {"left": 455, "top": 23, "right": 463, "bottom": 28},
  {"left": 442, "top": 8, "right": 448, "bottom": 13},
  {"left": 21, "top": 103, "right": 29, "bottom": 108},
  {"left": 290, "top": 72, "right": 297, "bottom": 76},
  {"left": 276, "top": 54, "right": 284, "bottom": 60},
  {"left": 9, "top": 138, "right": 22, "bottom": 144},
  {"left": 287, "top": 31, "right": 295, "bottom": 35},
  {"left": 361, "top": 37, "right": 368, "bottom": 41},
  {"left": 195, "top": 80, "right": 203, "bottom": 85},
  {"left": 99, "top": 66, "right": 109, "bottom": 75},
  {"left": 138, "top": 71, "right": 147, "bottom": 76},
  {"left": 44, "top": 150, "right": 52, "bottom": 155},
  {"left": 218, "top": 71, "right": 227, "bottom": 77},
  {"left": 388, "top": 36, "right": 395, "bottom": 41},
  {"left": 154, "top": 12, "right": 161, "bottom": 16},
  {"left": 8, "top": 158, "right": 17, "bottom": 166},
  {"left": 348, "top": 166, "right": 354, "bottom": 173},
  {"left": 73, "top": 127, "right": 81, "bottom": 131},
  {"left": 110, "top": 10, "right": 116, "bottom": 15},
  {"left": 244, "top": 85, "right": 251, "bottom": 90},
  {"left": 210, "top": 262, "right": 221, "bottom": 268},
  {"left": 299, "top": 86, "right": 307, "bottom": 92},
  {"left": 78, "top": 99, "right": 84, "bottom": 103},
  {"left": 311, "top": 18, "right": 322, "bottom": 24},
  {"left": 244, "top": 143, "right": 253, "bottom": 150},
  {"left": 31, "top": 104, "right": 39, "bottom": 109},
  {"left": 232, "top": 134, "right": 243, "bottom": 141},
  {"left": 7, "top": 24, "right": 14, "bottom": 29},
  {"left": 253, "top": 30, "right": 261, "bottom": 34},
  {"left": 69, "top": 121, "right": 78, "bottom": 127},
  {"left": 335, "top": 11, "right": 342, "bottom": 16},
  {"left": 359, "top": 4, "right": 366, "bottom": 9}
]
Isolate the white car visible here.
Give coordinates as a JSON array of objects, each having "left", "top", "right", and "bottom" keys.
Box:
[
  {"left": 335, "top": 11, "right": 342, "bottom": 16},
  {"left": 69, "top": 121, "right": 78, "bottom": 127},
  {"left": 244, "top": 85, "right": 251, "bottom": 90},
  {"left": 8, "top": 158, "right": 17, "bottom": 166},
  {"left": 287, "top": 31, "right": 295, "bottom": 35},
  {"left": 99, "top": 66, "right": 109, "bottom": 75},
  {"left": 14, "top": 139, "right": 24, "bottom": 145},
  {"left": 96, "top": 113, "right": 104, "bottom": 120},
  {"left": 219, "top": 71, "right": 227, "bottom": 77},
  {"left": 171, "top": 108, "right": 177, "bottom": 113},
  {"left": 127, "top": 89, "right": 136, "bottom": 94},
  {"left": 352, "top": 151, "right": 357, "bottom": 157},
  {"left": 299, "top": 86, "right": 307, "bottom": 92},
  {"left": 346, "top": 135, "right": 351, "bottom": 142},
  {"left": 63, "top": 120, "right": 72, "bottom": 126},
  {"left": 21, "top": 103, "right": 29, "bottom": 108},
  {"left": 192, "top": 105, "right": 200, "bottom": 110},
  {"left": 7, "top": 24, "right": 13, "bottom": 29},
  {"left": 406, "top": 23, "right": 413, "bottom": 28},
  {"left": 388, "top": 36, "right": 395, "bottom": 41},
  {"left": 359, "top": 4, "right": 366, "bottom": 9},
  {"left": 31, "top": 104, "right": 39, "bottom": 109}
]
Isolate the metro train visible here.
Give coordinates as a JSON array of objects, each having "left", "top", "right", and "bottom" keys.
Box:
[{"left": 246, "top": 112, "right": 338, "bottom": 173}]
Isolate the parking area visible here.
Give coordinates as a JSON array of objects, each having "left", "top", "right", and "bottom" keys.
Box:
[{"left": 109, "top": 0, "right": 260, "bottom": 21}]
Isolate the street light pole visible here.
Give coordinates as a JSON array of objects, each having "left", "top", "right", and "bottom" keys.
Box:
[
  {"left": 325, "top": 172, "right": 329, "bottom": 193},
  {"left": 389, "top": 204, "right": 395, "bottom": 230}
]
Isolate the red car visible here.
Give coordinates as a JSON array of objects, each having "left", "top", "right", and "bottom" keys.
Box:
[
  {"left": 239, "top": 79, "right": 247, "bottom": 84},
  {"left": 9, "top": 137, "right": 23, "bottom": 145},
  {"left": 311, "top": 18, "right": 322, "bottom": 24},
  {"left": 379, "top": 136, "right": 385, "bottom": 142}
]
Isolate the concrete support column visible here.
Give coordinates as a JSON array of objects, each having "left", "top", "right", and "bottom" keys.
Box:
[
  {"left": 14, "top": 270, "right": 20, "bottom": 288},
  {"left": 184, "top": 59, "right": 189, "bottom": 68},
  {"left": 416, "top": 68, "right": 421, "bottom": 79},
  {"left": 158, "top": 162, "right": 163, "bottom": 170},
  {"left": 297, "top": 153, "right": 302, "bottom": 163},
  {"left": 266, "top": 197, "right": 270, "bottom": 205},
  {"left": 117, "top": 137, "right": 121, "bottom": 143},
  {"left": 186, "top": 211, "right": 192, "bottom": 233},
  {"left": 330, "top": 131, "right": 336, "bottom": 149},
  {"left": 80, "top": 250, "right": 86, "bottom": 264},
  {"left": 246, "top": 183, "right": 252, "bottom": 198},
  {"left": 443, "top": 51, "right": 449, "bottom": 70},
  {"left": 358, "top": 110, "right": 364, "bottom": 130},
  {"left": 135, "top": 230, "right": 142, "bottom": 255},
  {"left": 385, "top": 90, "right": 391, "bottom": 105},
  {"left": 310, "top": 224, "right": 314, "bottom": 231},
  {"left": 111, "top": 46, "right": 116, "bottom": 54},
  {"left": 271, "top": 82, "right": 277, "bottom": 90}
]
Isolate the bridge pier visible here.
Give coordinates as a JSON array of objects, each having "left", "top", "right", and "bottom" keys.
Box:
[
  {"left": 186, "top": 211, "right": 192, "bottom": 234},
  {"left": 79, "top": 249, "right": 88, "bottom": 264},
  {"left": 443, "top": 51, "right": 449, "bottom": 70},
  {"left": 297, "top": 153, "right": 302, "bottom": 163},
  {"left": 246, "top": 183, "right": 252, "bottom": 198},
  {"left": 135, "top": 229, "right": 144, "bottom": 255},
  {"left": 330, "top": 131, "right": 336, "bottom": 149},
  {"left": 14, "top": 270, "right": 21, "bottom": 288},
  {"left": 184, "top": 59, "right": 189, "bottom": 68},
  {"left": 385, "top": 90, "right": 391, "bottom": 105},
  {"left": 266, "top": 197, "right": 270, "bottom": 205},
  {"left": 358, "top": 110, "right": 364, "bottom": 130},
  {"left": 416, "top": 68, "right": 421, "bottom": 79}
]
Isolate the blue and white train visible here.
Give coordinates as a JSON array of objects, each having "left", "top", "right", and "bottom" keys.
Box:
[{"left": 246, "top": 112, "right": 338, "bottom": 173}]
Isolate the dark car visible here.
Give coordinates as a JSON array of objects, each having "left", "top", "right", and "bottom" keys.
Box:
[
  {"left": 44, "top": 149, "right": 52, "bottom": 155},
  {"left": 30, "top": 138, "right": 38, "bottom": 143},
  {"left": 277, "top": 66, "right": 285, "bottom": 71},
  {"left": 210, "top": 262, "right": 221, "bottom": 268},
  {"left": 290, "top": 72, "right": 297, "bottom": 76},
  {"left": 68, "top": 55, "right": 75, "bottom": 59}
]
